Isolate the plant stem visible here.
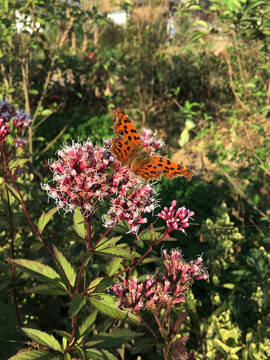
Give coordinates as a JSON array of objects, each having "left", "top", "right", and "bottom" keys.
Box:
[
  {"left": 113, "top": 229, "right": 169, "bottom": 278},
  {"left": 5, "top": 185, "right": 21, "bottom": 328},
  {"left": 91, "top": 225, "right": 115, "bottom": 251}
]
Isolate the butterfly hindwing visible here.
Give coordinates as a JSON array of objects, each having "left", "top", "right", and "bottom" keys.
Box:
[
  {"left": 134, "top": 161, "right": 163, "bottom": 182},
  {"left": 151, "top": 156, "right": 193, "bottom": 181},
  {"left": 111, "top": 136, "right": 137, "bottom": 165},
  {"left": 112, "top": 109, "right": 142, "bottom": 148}
]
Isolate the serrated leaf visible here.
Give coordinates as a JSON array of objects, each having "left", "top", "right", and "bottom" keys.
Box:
[
  {"left": 89, "top": 294, "right": 140, "bottom": 324},
  {"left": 53, "top": 245, "right": 76, "bottom": 287},
  {"left": 4, "top": 182, "right": 21, "bottom": 202},
  {"left": 73, "top": 208, "right": 86, "bottom": 239},
  {"left": 87, "top": 277, "right": 104, "bottom": 293},
  {"left": 85, "top": 329, "right": 144, "bottom": 349},
  {"left": 9, "top": 349, "right": 59, "bottom": 360},
  {"left": 21, "top": 328, "right": 62, "bottom": 351},
  {"left": 78, "top": 310, "right": 98, "bottom": 342},
  {"left": 107, "top": 257, "right": 123, "bottom": 276},
  {"left": 138, "top": 257, "right": 159, "bottom": 265},
  {"left": 70, "top": 294, "right": 86, "bottom": 317},
  {"left": 54, "top": 330, "right": 71, "bottom": 340},
  {"left": 6, "top": 258, "right": 67, "bottom": 291},
  {"left": 84, "top": 349, "right": 118, "bottom": 360},
  {"left": 95, "top": 236, "right": 122, "bottom": 250},
  {"left": 94, "top": 276, "right": 113, "bottom": 292},
  {"left": 25, "top": 284, "right": 68, "bottom": 295},
  {"left": 94, "top": 246, "right": 131, "bottom": 259},
  {"left": 37, "top": 207, "right": 58, "bottom": 234}
]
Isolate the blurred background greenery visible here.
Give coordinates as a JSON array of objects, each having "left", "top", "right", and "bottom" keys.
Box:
[{"left": 0, "top": 0, "right": 269, "bottom": 359}]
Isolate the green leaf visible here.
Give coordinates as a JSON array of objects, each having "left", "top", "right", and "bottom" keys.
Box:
[
  {"left": 53, "top": 245, "right": 76, "bottom": 287},
  {"left": 2, "top": 0, "right": 9, "bottom": 11},
  {"left": 179, "top": 128, "right": 190, "bottom": 147},
  {"left": 21, "top": 328, "right": 62, "bottom": 351},
  {"left": 188, "top": 32, "right": 205, "bottom": 43},
  {"left": 37, "top": 208, "right": 58, "bottom": 234},
  {"left": 185, "top": 119, "right": 196, "bottom": 130},
  {"left": 73, "top": 207, "right": 86, "bottom": 239},
  {"left": 223, "top": 283, "right": 235, "bottom": 289},
  {"left": 195, "top": 19, "right": 209, "bottom": 30},
  {"left": 54, "top": 330, "right": 71, "bottom": 340},
  {"left": 84, "top": 349, "right": 118, "bottom": 360},
  {"left": 8, "top": 158, "right": 28, "bottom": 171},
  {"left": 9, "top": 349, "right": 59, "bottom": 360},
  {"left": 4, "top": 182, "right": 21, "bottom": 202},
  {"left": 94, "top": 276, "right": 113, "bottom": 292},
  {"left": 6, "top": 258, "right": 67, "bottom": 291},
  {"left": 87, "top": 277, "right": 104, "bottom": 293},
  {"left": 41, "top": 109, "right": 52, "bottom": 116},
  {"left": 89, "top": 294, "right": 140, "bottom": 324},
  {"left": 85, "top": 329, "right": 144, "bottom": 349},
  {"left": 107, "top": 257, "right": 123, "bottom": 276},
  {"left": 78, "top": 310, "right": 98, "bottom": 342},
  {"left": 94, "top": 246, "right": 131, "bottom": 259},
  {"left": 25, "top": 284, "right": 68, "bottom": 296},
  {"left": 29, "top": 89, "right": 39, "bottom": 95},
  {"left": 95, "top": 236, "right": 122, "bottom": 250},
  {"left": 70, "top": 294, "right": 86, "bottom": 317}
]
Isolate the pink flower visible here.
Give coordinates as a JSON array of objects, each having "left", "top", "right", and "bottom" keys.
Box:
[
  {"left": 140, "top": 128, "right": 165, "bottom": 155},
  {"left": 41, "top": 139, "right": 158, "bottom": 234},
  {"left": 158, "top": 200, "right": 194, "bottom": 233},
  {"left": 15, "top": 137, "right": 27, "bottom": 149},
  {"left": 0, "top": 120, "right": 9, "bottom": 142},
  {"left": 0, "top": 99, "right": 31, "bottom": 144},
  {"left": 111, "top": 249, "right": 208, "bottom": 312}
]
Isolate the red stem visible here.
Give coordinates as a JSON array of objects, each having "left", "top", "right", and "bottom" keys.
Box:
[
  {"left": 91, "top": 225, "right": 115, "bottom": 251},
  {"left": 5, "top": 184, "right": 21, "bottom": 328},
  {"left": 67, "top": 314, "right": 78, "bottom": 349},
  {"left": 113, "top": 228, "right": 170, "bottom": 278}
]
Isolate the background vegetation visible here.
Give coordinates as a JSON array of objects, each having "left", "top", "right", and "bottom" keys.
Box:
[{"left": 0, "top": 0, "right": 269, "bottom": 359}]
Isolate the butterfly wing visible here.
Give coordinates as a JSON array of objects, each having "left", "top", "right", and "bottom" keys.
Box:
[
  {"left": 111, "top": 136, "right": 137, "bottom": 166},
  {"left": 151, "top": 156, "right": 193, "bottom": 181},
  {"left": 134, "top": 161, "right": 163, "bottom": 182},
  {"left": 112, "top": 109, "right": 142, "bottom": 149}
]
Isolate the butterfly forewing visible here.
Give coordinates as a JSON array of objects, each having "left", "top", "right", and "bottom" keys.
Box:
[
  {"left": 112, "top": 109, "right": 142, "bottom": 148},
  {"left": 111, "top": 137, "right": 137, "bottom": 165},
  {"left": 151, "top": 156, "right": 193, "bottom": 181}
]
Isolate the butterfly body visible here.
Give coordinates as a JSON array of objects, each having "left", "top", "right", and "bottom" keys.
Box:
[{"left": 111, "top": 109, "right": 193, "bottom": 182}]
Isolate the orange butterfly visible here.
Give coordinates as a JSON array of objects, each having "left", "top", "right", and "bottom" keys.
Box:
[{"left": 111, "top": 109, "right": 193, "bottom": 182}]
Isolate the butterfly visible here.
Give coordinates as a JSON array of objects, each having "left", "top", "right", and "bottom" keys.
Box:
[{"left": 111, "top": 109, "right": 193, "bottom": 182}]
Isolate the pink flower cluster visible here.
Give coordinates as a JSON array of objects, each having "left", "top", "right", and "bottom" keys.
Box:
[
  {"left": 42, "top": 140, "right": 158, "bottom": 233},
  {"left": 0, "top": 99, "right": 31, "bottom": 144},
  {"left": 112, "top": 249, "right": 208, "bottom": 312},
  {"left": 158, "top": 200, "right": 194, "bottom": 233},
  {"left": 140, "top": 128, "right": 165, "bottom": 155}
]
